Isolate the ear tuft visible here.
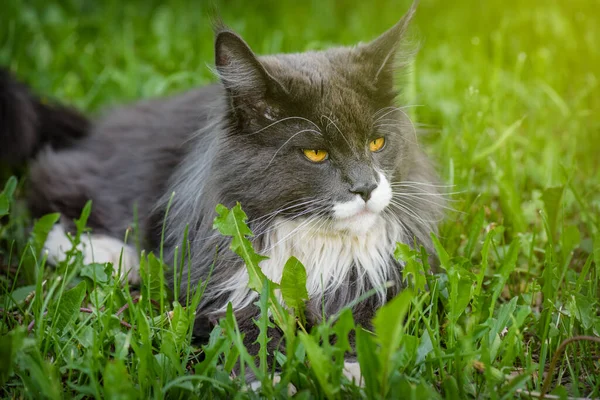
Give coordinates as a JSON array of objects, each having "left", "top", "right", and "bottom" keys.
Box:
[{"left": 357, "top": 1, "right": 419, "bottom": 92}]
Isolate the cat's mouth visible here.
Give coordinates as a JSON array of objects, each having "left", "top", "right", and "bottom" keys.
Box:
[
  {"left": 336, "top": 206, "right": 374, "bottom": 220},
  {"left": 330, "top": 205, "right": 380, "bottom": 235}
]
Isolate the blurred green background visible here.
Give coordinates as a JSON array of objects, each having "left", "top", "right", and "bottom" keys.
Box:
[{"left": 1, "top": 0, "right": 598, "bottom": 246}]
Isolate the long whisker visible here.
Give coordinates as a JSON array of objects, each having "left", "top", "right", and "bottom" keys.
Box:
[
  {"left": 261, "top": 211, "right": 328, "bottom": 253},
  {"left": 393, "top": 193, "right": 461, "bottom": 214},
  {"left": 254, "top": 205, "right": 328, "bottom": 239},
  {"left": 375, "top": 127, "right": 418, "bottom": 145},
  {"left": 382, "top": 107, "right": 419, "bottom": 146},
  {"left": 382, "top": 208, "right": 411, "bottom": 241},
  {"left": 373, "top": 105, "right": 423, "bottom": 122},
  {"left": 298, "top": 211, "right": 332, "bottom": 243},
  {"left": 391, "top": 186, "right": 465, "bottom": 197},
  {"left": 184, "top": 198, "right": 326, "bottom": 247},
  {"left": 389, "top": 200, "right": 445, "bottom": 224},
  {"left": 250, "top": 197, "right": 325, "bottom": 225},
  {"left": 393, "top": 192, "right": 463, "bottom": 204},
  {"left": 392, "top": 181, "right": 457, "bottom": 188},
  {"left": 253, "top": 204, "right": 329, "bottom": 240},
  {"left": 244, "top": 116, "right": 322, "bottom": 136}
]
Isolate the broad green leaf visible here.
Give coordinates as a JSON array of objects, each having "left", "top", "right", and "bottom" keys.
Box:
[
  {"left": 332, "top": 308, "right": 354, "bottom": 354},
  {"left": 416, "top": 329, "right": 433, "bottom": 365},
  {"left": 355, "top": 327, "right": 379, "bottom": 397},
  {"left": 49, "top": 281, "right": 86, "bottom": 334},
  {"left": 561, "top": 225, "right": 580, "bottom": 262},
  {"left": 431, "top": 234, "right": 450, "bottom": 270},
  {"left": 195, "top": 336, "right": 229, "bottom": 376},
  {"left": 0, "top": 193, "right": 8, "bottom": 217},
  {"left": 298, "top": 332, "right": 337, "bottom": 398},
  {"left": 80, "top": 263, "right": 110, "bottom": 284},
  {"left": 394, "top": 242, "right": 415, "bottom": 261},
  {"left": 112, "top": 332, "right": 130, "bottom": 360},
  {"left": 374, "top": 289, "right": 413, "bottom": 351},
  {"left": 397, "top": 334, "right": 418, "bottom": 370},
  {"left": 15, "top": 346, "right": 61, "bottom": 399},
  {"left": 542, "top": 185, "right": 564, "bottom": 241},
  {"left": 486, "top": 237, "right": 520, "bottom": 316},
  {"left": 0, "top": 176, "right": 17, "bottom": 217},
  {"left": 213, "top": 203, "right": 271, "bottom": 293},
  {"left": 76, "top": 325, "right": 95, "bottom": 349},
  {"left": 447, "top": 266, "right": 475, "bottom": 322},
  {"left": 0, "top": 284, "right": 36, "bottom": 310},
  {"left": 221, "top": 303, "right": 259, "bottom": 377},
  {"left": 0, "top": 328, "right": 25, "bottom": 387},
  {"left": 169, "top": 301, "right": 191, "bottom": 347},
  {"left": 30, "top": 213, "right": 61, "bottom": 255},
  {"left": 373, "top": 289, "right": 414, "bottom": 394},
  {"left": 256, "top": 279, "right": 272, "bottom": 381},
  {"left": 568, "top": 293, "right": 596, "bottom": 331},
  {"left": 499, "top": 237, "right": 520, "bottom": 279},
  {"left": 456, "top": 275, "right": 474, "bottom": 318},
  {"left": 280, "top": 256, "right": 308, "bottom": 312},
  {"left": 562, "top": 225, "right": 581, "bottom": 253},
  {"left": 74, "top": 200, "right": 92, "bottom": 242},
  {"left": 414, "top": 380, "right": 443, "bottom": 400},
  {"left": 136, "top": 308, "right": 152, "bottom": 342},
  {"left": 490, "top": 297, "right": 518, "bottom": 339},
  {"left": 442, "top": 376, "right": 461, "bottom": 400},
  {"left": 396, "top": 243, "right": 426, "bottom": 291},
  {"left": 1, "top": 176, "right": 17, "bottom": 198},
  {"left": 488, "top": 296, "right": 518, "bottom": 359},
  {"left": 465, "top": 207, "right": 485, "bottom": 258},
  {"left": 142, "top": 252, "right": 168, "bottom": 304},
  {"left": 103, "top": 360, "right": 136, "bottom": 400}
]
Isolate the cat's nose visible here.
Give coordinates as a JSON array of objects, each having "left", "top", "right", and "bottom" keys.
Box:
[{"left": 350, "top": 182, "right": 378, "bottom": 202}]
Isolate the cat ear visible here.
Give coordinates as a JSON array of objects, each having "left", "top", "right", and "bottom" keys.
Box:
[
  {"left": 357, "top": 1, "right": 418, "bottom": 93},
  {"left": 214, "top": 28, "right": 287, "bottom": 119}
]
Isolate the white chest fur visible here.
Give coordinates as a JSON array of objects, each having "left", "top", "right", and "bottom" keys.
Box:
[{"left": 213, "top": 214, "right": 406, "bottom": 312}]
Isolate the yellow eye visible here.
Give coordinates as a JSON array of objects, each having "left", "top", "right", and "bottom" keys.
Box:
[
  {"left": 303, "top": 149, "right": 328, "bottom": 163},
  {"left": 369, "top": 137, "right": 385, "bottom": 152}
]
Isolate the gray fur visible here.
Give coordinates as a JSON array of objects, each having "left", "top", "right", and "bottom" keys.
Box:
[{"left": 6, "top": 2, "right": 443, "bottom": 346}]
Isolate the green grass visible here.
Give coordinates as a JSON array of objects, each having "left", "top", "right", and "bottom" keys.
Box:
[{"left": 1, "top": 0, "right": 599, "bottom": 398}]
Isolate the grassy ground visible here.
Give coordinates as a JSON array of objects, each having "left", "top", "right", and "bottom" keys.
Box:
[{"left": 1, "top": 0, "right": 599, "bottom": 398}]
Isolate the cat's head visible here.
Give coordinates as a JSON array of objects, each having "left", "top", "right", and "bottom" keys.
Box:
[{"left": 213, "top": 3, "right": 426, "bottom": 236}]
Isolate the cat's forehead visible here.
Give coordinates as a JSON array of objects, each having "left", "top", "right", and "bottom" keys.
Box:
[{"left": 261, "top": 51, "right": 376, "bottom": 134}]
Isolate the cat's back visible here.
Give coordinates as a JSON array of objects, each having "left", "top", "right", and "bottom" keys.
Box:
[
  {"left": 27, "top": 83, "right": 225, "bottom": 235},
  {"left": 91, "top": 83, "right": 224, "bottom": 148}
]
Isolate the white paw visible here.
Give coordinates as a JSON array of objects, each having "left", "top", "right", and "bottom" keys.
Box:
[
  {"left": 343, "top": 361, "right": 363, "bottom": 386},
  {"left": 44, "top": 223, "right": 140, "bottom": 284},
  {"left": 248, "top": 375, "right": 297, "bottom": 395}
]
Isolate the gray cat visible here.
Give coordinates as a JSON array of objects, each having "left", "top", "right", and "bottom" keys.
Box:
[{"left": 0, "top": 2, "right": 443, "bottom": 353}]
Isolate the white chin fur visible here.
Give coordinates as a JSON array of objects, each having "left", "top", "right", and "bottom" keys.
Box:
[{"left": 331, "top": 172, "right": 392, "bottom": 235}]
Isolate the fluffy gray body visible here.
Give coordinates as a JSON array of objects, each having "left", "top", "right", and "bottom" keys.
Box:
[{"left": 1, "top": 3, "right": 443, "bottom": 347}]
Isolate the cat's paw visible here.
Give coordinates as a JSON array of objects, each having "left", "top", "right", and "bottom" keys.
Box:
[
  {"left": 343, "top": 361, "right": 363, "bottom": 386},
  {"left": 248, "top": 375, "right": 297, "bottom": 395},
  {"left": 79, "top": 234, "right": 141, "bottom": 285},
  {"left": 44, "top": 223, "right": 141, "bottom": 284}
]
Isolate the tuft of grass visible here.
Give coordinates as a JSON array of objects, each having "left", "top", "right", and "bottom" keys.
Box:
[{"left": 1, "top": 0, "right": 599, "bottom": 398}]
